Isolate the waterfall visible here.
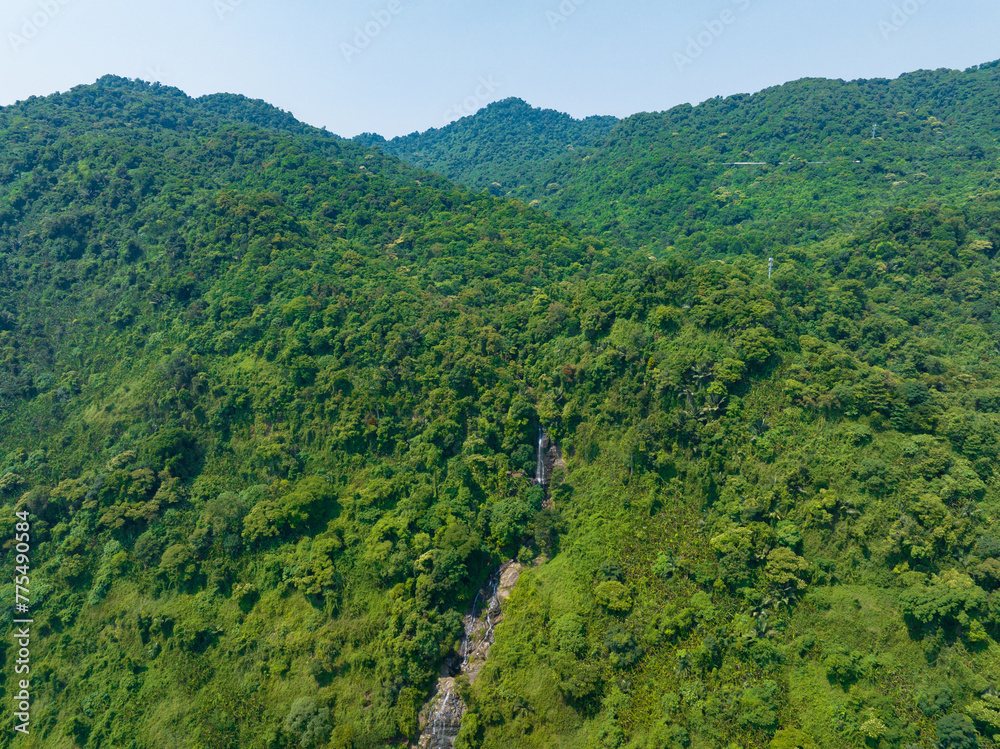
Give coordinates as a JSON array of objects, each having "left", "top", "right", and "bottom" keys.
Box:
[
  {"left": 481, "top": 574, "right": 500, "bottom": 643},
  {"left": 535, "top": 426, "right": 545, "bottom": 485},
  {"left": 460, "top": 586, "right": 484, "bottom": 671},
  {"left": 415, "top": 561, "right": 523, "bottom": 748},
  {"left": 431, "top": 691, "right": 451, "bottom": 744},
  {"left": 416, "top": 429, "right": 565, "bottom": 745}
]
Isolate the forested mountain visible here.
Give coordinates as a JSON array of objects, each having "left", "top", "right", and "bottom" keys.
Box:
[
  {"left": 2, "top": 66, "right": 1000, "bottom": 749},
  {"left": 381, "top": 62, "right": 1000, "bottom": 253},
  {"left": 354, "top": 97, "right": 618, "bottom": 198}
]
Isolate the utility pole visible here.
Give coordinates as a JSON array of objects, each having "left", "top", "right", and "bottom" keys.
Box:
[
  {"left": 872, "top": 125, "right": 877, "bottom": 139},
  {"left": 768, "top": 257, "right": 773, "bottom": 279}
]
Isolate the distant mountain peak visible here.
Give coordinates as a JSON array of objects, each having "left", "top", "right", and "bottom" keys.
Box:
[{"left": 357, "top": 97, "right": 618, "bottom": 195}]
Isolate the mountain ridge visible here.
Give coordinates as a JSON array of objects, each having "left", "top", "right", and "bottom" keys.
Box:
[{"left": 360, "top": 61, "right": 1000, "bottom": 251}]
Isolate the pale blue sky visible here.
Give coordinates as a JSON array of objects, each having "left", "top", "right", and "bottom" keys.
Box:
[{"left": 1, "top": 0, "right": 998, "bottom": 138}]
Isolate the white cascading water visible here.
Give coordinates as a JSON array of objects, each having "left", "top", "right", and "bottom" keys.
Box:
[
  {"left": 417, "top": 563, "right": 518, "bottom": 748},
  {"left": 481, "top": 575, "right": 500, "bottom": 644},
  {"left": 429, "top": 692, "right": 452, "bottom": 748},
  {"left": 535, "top": 426, "right": 545, "bottom": 485},
  {"left": 459, "top": 588, "right": 482, "bottom": 670}
]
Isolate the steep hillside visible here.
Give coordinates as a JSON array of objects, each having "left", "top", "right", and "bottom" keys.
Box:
[
  {"left": 468, "top": 198, "right": 1000, "bottom": 749},
  {"left": 539, "top": 62, "right": 1000, "bottom": 251}
]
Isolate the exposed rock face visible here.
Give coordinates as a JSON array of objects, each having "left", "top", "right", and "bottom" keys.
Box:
[
  {"left": 543, "top": 441, "right": 566, "bottom": 485},
  {"left": 413, "top": 561, "right": 523, "bottom": 748},
  {"left": 416, "top": 679, "right": 464, "bottom": 749},
  {"left": 536, "top": 429, "right": 567, "bottom": 487},
  {"left": 496, "top": 562, "right": 521, "bottom": 605}
]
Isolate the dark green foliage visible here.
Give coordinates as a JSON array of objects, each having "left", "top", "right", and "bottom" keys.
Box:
[
  {"left": 738, "top": 680, "right": 780, "bottom": 730},
  {"left": 142, "top": 427, "right": 201, "bottom": 479},
  {"left": 604, "top": 623, "right": 642, "bottom": 670},
  {"left": 918, "top": 683, "right": 955, "bottom": 716},
  {"left": 283, "top": 697, "right": 333, "bottom": 748},
  {"left": 936, "top": 713, "right": 979, "bottom": 749}
]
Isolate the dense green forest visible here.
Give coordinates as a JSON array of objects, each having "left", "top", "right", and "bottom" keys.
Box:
[
  {"left": 2, "top": 65, "right": 1000, "bottom": 749},
  {"left": 379, "top": 63, "right": 1000, "bottom": 253}
]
